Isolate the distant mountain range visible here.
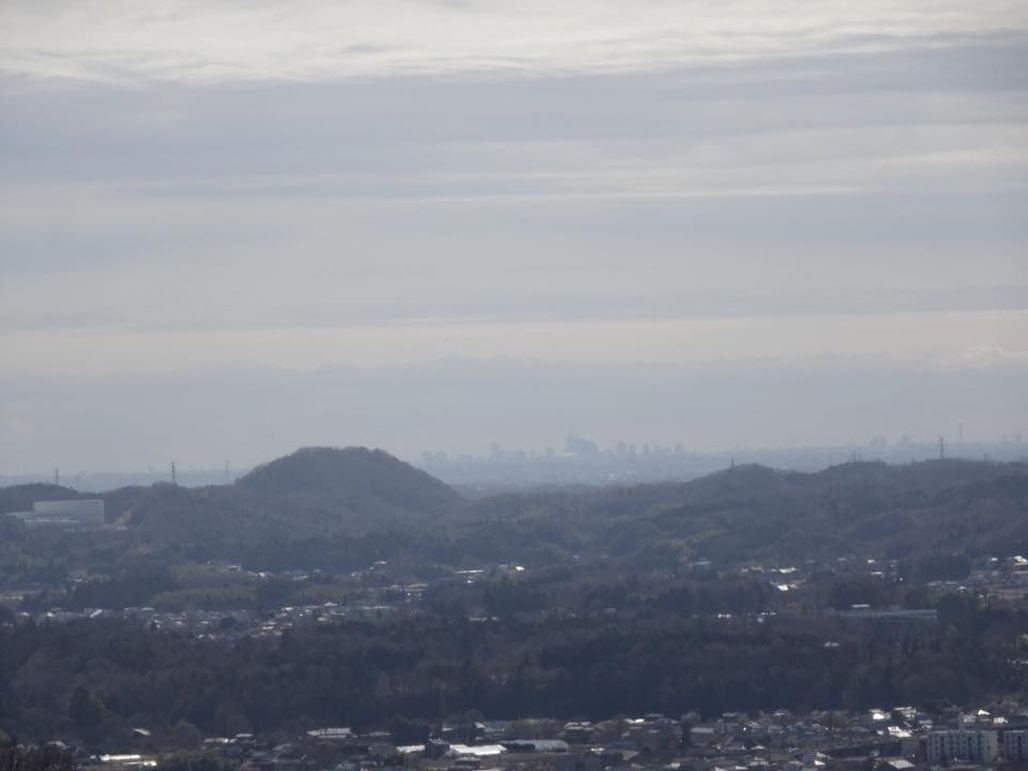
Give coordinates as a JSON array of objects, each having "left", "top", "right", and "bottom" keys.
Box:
[
  {"left": 461, "top": 458, "right": 1028, "bottom": 567},
  {"left": 2, "top": 448, "right": 1026, "bottom": 571}
]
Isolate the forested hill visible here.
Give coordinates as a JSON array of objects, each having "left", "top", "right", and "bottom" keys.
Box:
[
  {"left": 452, "top": 459, "right": 1028, "bottom": 568},
  {"left": 107, "top": 447, "right": 462, "bottom": 545},
  {"left": 1, "top": 456, "right": 1025, "bottom": 572},
  {"left": 140, "top": 457, "right": 1028, "bottom": 572},
  {"left": 0, "top": 448, "right": 465, "bottom": 558},
  {"left": 237, "top": 446, "right": 462, "bottom": 515}
]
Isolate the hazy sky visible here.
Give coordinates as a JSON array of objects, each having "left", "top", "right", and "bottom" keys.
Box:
[{"left": 1, "top": 1, "right": 1027, "bottom": 473}]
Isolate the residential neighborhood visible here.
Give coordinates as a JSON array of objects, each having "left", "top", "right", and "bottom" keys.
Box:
[{"left": 68, "top": 705, "right": 1028, "bottom": 771}]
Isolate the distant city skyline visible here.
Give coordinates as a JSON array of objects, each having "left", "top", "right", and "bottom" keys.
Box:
[{"left": 5, "top": 431, "right": 1026, "bottom": 493}]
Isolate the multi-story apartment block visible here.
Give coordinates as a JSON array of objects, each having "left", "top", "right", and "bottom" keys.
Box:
[{"left": 926, "top": 730, "right": 999, "bottom": 765}]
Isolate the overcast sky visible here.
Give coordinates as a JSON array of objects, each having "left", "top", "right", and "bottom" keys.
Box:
[{"left": 1, "top": 1, "right": 1027, "bottom": 473}]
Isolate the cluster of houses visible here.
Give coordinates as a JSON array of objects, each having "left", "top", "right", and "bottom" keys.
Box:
[
  {"left": 77, "top": 704, "right": 1028, "bottom": 771},
  {"left": 15, "top": 601, "right": 413, "bottom": 638}
]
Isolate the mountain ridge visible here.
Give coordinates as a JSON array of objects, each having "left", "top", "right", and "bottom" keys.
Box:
[{"left": 2, "top": 456, "right": 1026, "bottom": 571}]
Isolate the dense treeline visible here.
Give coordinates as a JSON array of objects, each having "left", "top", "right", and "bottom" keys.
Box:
[
  {"left": 1, "top": 597, "right": 1025, "bottom": 748},
  {"left": 0, "top": 743, "right": 74, "bottom": 771}
]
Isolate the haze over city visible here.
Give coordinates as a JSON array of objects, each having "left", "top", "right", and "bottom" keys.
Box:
[{"left": 2, "top": 0, "right": 1026, "bottom": 473}]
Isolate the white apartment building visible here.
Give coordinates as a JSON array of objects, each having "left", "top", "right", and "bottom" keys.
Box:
[
  {"left": 1004, "top": 730, "right": 1028, "bottom": 762},
  {"left": 926, "top": 730, "right": 999, "bottom": 765}
]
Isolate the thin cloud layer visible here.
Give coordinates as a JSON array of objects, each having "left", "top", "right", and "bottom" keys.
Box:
[
  {"left": 1, "top": 2, "right": 1026, "bottom": 470},
  {"left": 2, "top": 0, "right": 1027, "bottom": 83}
]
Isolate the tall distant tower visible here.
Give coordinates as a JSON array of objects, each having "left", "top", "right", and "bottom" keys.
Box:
[
  {"left": 938, "top": 436, "right": 945, "bottom": 460},
  {"left": 957, "top": 423, "right": 965, "bottom": 443},
  {"left": 171, "top": 461, "right": 177, "bottom": 485},
  {"left": 54, "top": 468, "right": 59, "bottom": 486}
]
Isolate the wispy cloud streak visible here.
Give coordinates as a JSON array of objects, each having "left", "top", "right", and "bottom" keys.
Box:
[{"left": 2, "top": 0, "right": 1027, "bottom": 83}]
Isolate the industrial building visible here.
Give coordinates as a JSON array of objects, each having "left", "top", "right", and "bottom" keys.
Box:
[{"left": 10, "top": 499, "right": 106, "bottom": 527}]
